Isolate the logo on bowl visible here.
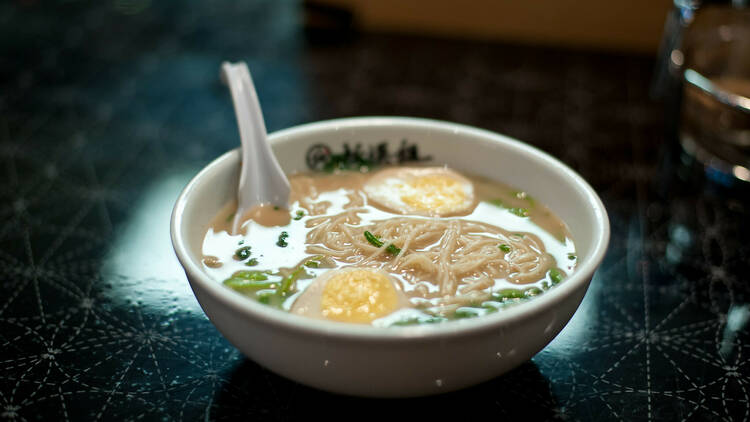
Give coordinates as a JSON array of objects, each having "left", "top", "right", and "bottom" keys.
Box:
[{"left": 306, "top": 140, "right": 432, "bottom": 172}]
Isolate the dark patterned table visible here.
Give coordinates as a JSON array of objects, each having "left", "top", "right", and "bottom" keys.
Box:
[{"left": 2, "top": 1, "right": 750, "bottom": 420}]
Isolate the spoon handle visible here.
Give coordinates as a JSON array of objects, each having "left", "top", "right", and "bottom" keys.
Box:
[{"left": 221, "top": 62, "right": 290, "bottom": 234}]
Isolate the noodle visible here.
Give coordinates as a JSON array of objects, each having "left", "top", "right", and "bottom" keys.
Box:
[{"left": 304, "top": 210, "right": 556, "bottom": 307}]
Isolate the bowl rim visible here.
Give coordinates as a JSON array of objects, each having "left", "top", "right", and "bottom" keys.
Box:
[{"left": 171, "top": 116, "right": 610, "bottom": 342}]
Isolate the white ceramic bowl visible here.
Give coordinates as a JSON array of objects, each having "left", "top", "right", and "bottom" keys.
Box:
[{"left": 171, "top": 117, "right": 609, "bottom": 398}]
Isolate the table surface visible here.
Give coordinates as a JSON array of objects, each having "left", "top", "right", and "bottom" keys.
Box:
[{"left": 3, "top": 1, "right": 750, "bottom": 420}]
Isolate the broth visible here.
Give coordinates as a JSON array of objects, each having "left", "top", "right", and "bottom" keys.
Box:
[{"left": 201, "top": 167, "right": 576, "bottom": 326}]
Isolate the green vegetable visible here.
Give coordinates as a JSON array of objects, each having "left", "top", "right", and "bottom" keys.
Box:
[
  {"left": 499, "top": 244, "right": 511, "bottom": 252},
  {"left": 304, "top": 255, "right": 330, "bottom": 269},
  {"left": 364, "top": 231, "right": 401, "bottom": 255},
  {"left": 482, "top": 302, "right": 500, "bottom": 312},
  {"left": 278, "top": 266, "right": 305, "bottom": 295},
  {"left": 231, "top": 270, "right": 270, "bottom": 281},
  {"left": 549, "top": 268, "right": 564, "bottom": 284},
  {"left": 364, "top": 230, "right": 383, "bottom": 247},
  {"left": 276, "top": 231, "right": 289, "bottom": 247},
  {"left": 508, "top": 207, "right": 530, "bottom": 217},
  {"left": 245, "top": 258, "right": 259, "bottom": 267},
  {"left": 488, "top": 199, "right": 504, "bottom": 207},
  {"left": 223, "top": 278, "right": 275, "bottom": 289},
  {"left": 568, "top": 253, "right": 577, "bottom": 260},
  {"left": 256, "top": 290, "right": 275, "bottom": 304},
  {"left": 385, "top": 244, "right": 401, "bottom": 255},
  {"left": 487, "top": 199, "right": 529, "bottom": 217},
  {"left": 225, "top": 212, "right": 235, "bottom": 223},
  {"left": 273, "top": 206, "right": 280, "bottom": 210},
  {"left": 255, "top": 285, "right": 279, "bottom": 306},
  {"left": 293, "top": 210, "right": 305, "bottom": 220},
  {"left": 524, "top": 287, "right": 543, "bottom": 298},
  {"left": 392, "top": 316, "right": 447, "bottom": 326},
  {"left": 491, "top": 289, "right": 526, "bottom": 302},
  {"left": 489, "top": 287, "right": 543, "bottom": 304},
  {"left": 454, "top": 307, "right": 482, "bottom": 319},
  {"left": 234, "top": 246, "right": 252, "bottom": 260}
]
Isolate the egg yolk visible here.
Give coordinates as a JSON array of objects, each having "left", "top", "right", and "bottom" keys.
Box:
[
  {"left": 320, "top": 269, "right": 399, "bottom": 323},
  {"left": 399, "top": 175, "right": 468, "bottom": 214}
]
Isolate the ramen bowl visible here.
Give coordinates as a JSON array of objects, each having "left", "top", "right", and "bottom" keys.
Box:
[{"left": 170, "top": 117, "right": 609, "bottom": 397}]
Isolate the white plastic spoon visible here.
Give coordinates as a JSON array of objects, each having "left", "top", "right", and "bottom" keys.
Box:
[{"left": 220, "top": 61, "right": 290, "bottom": 234}]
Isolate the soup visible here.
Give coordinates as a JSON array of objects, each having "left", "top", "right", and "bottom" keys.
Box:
[{"left": 201, "top": 166, "right": 576, "bottom": 326}]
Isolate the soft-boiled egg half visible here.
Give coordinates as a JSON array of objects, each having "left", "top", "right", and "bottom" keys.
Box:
[
  {"left": 363, "top": 167, "right": 475, "bottom": 216},
  {"left": 291, "top": 268, "right": 411, "bottom": 324}
]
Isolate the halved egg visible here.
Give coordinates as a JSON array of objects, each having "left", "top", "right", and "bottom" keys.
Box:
[
  {"left": 363, "top": 167, "right": 475, "bottom": 216},
  {"left": 291, "top": 268, "right": 411, "bottom": 324}
]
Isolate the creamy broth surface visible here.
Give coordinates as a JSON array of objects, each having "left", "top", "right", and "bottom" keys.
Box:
[{"left": 202, "top": 167, "right": 576, "bottom": 326}]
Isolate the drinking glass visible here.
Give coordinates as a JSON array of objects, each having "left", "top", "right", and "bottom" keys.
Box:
[{"left": 679, "top": 6, "right": 750, "bottom": 183}]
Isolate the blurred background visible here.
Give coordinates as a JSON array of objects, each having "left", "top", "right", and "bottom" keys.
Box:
[
  {"left": 2, "top": 1, "right": 750, "bottom": 420},
  {"left": 305, "top": 0, "right": 671, "bottom": 52}
]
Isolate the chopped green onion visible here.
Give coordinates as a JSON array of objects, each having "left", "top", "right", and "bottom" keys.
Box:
[
  {"left": 293, "top": 210, "right": 305, "bottom": 220},
  {"left": 454, "top": 307, "right": 482, "bottom": 319},
  {"left": 245, "top": 258, "right": 259, "bottom": 267},
  {"left": 234, "top": 246, "right": 252, "bottom": 260},
  {"left": 273, "top": 206, "right": 280, "bottom": 211},
  {"left": 491, "top": 289, "right": 526, "bottom": 302},
  {"left": 279, "top": 266, "right": 305, "bottom": 295},
  {"left": 524, "top": 287, "right": 543, "bottom": 298},
  {"left": 364, "top": 231, "right": 401, "bottom": 255},
  {"left": 508, "top": 207, "right": 530, "bottom": 217},
  {"left": 225, "top": 212, "right": 235, "bottom": 223},
  {"left": 276, "top": 231, "right": 289, "bottom": 247},
  {"left": 490, "top": 287, "right": 543, "bottom": 303},
  {"left": 257, "top": 291, "right": 274, "bottom": 304},
  {"left": 482, "top": 302, "right": 500, "bottom": 312},
  {"left": 304, "top": 255, "right": 329, "bottom": 268},
  {"left": 488, "top": 199, "right": 529, "bottom": 216},
  {"left": 549, "top": 268, "right": 564, "bottom": 284},
  {"left": 568, "top": 253, "right": 577, "bottom": 260},
  {"left": 385, "top": 244, "right": 401, "bottom": 255},
  {"left": 309, "top": 255, "right": 334, "bottom": 269},
  {"left": 392, "top": 316, "right": 447, "bottom": 326},
  {"left": 364, "top": 230, "right": 383, "bottom": 247},
  {"left": 231, "top": 270, "right": 270, "bottom": 281},
  {"left": 499, "top": 244, "right": 511, "bottom": 252},
  {"left": 223, "top": 278, "right": 275, "bottom": 289}
]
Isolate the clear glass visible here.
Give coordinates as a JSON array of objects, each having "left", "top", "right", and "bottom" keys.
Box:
[{"left": 679, "top": 6, "right": 750, "bottom": 183}]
